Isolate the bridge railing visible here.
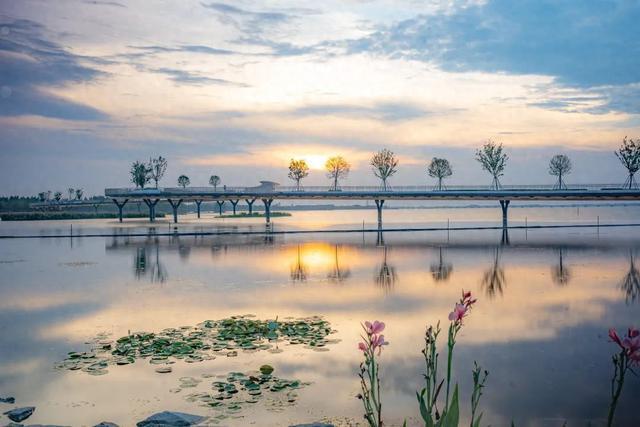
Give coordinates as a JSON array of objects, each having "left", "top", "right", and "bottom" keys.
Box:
[{"left": 105, "top": 183, "right": 625, "bottom": 195}]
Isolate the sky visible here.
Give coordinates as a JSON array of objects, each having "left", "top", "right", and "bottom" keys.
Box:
[{"left": 0, "top": 0, "right": 639, "bottom": 195}]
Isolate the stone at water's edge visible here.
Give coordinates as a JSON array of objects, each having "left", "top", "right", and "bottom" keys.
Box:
[
  {"left": 0, "top": 397, "right": 15, "bottom": 404},
  {"left": 3, "top": 406, "right": 35, "bottom": 422},
  {"left": 136, "top": 411, "right": 206, "bottom": 426},
  {"left": 94, "top": 422, "right": 120, "bottom": 427}
]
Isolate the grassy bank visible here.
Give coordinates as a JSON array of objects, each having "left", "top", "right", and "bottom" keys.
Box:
[
  {"left": 0, "top": 212, "right": 165, "bottom": 221},
  {"left": 216, "top": 212, "right": 291, "bottom": 218}
]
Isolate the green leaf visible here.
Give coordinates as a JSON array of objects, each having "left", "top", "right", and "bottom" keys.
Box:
[
  {"left": 439, "top": 384, "right": 459, "bottom": 427},
  {"left": 472, "top": 412, "right": 483, "bottom": 427},
  {"left": 417, "top": 389, "right": 434, "bottom": 427}
]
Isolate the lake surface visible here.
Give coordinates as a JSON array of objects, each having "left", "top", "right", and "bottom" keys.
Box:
[{"left": 1, "top": 207, "right": 639, "bottom": 426}]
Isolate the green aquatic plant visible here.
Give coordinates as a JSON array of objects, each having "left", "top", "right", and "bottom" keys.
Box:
[
  {"left": 357, "top": 320, "right": 389, "bottom": 427},
  {"left": 607, "top": 327, "right": 639, "bottom": 426},
  {"left": 56, "top": 315, "right": 336, "bottom": 375},
  {"left": 181, "top": 367, "right": 309, "bottom": 417}
]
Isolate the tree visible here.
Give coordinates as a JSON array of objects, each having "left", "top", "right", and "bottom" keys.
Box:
[
  {"left": 370, "top": 148, "right": 399, "bottom": 191},
  {"left": 549, "top": 154, "right": 572, "bottom": 190},
  {"left": 53, "top": 191, "right": 62, "bottom": 202},
  {"left": 178, "top": 175, "right": 190, "bottom": 188},
  {"left": 75, "top": 188, "right": 84, "bottom": 200},
  {"left": 37, "top": 192, "right": 48, "bottom": 202},
  {"left": 209, "top": 175, "right": 221, "bottom": 190},
  {"left": 288, "top": 159, "right": 309, "bottom": 191},
  {"left": 149, "top": 156, "right": 168, "bottom": 188},
  {"left": 476, "top": 140, "right": 508, "bottom": 190},
  {"left": 427, "top": 157, "right": 453, "bottom": 191},
  {"left": 325, "top": 156, "right": 350, "bottom": 191},
  {"left": 68, "top": 188, "right": 75, "bottom": 200},
  {"left": 130, "top": 161, "right": 151, "bottom": 189},
  {"left": 615, "top": 136, "right": 640, "bottom": 189}
]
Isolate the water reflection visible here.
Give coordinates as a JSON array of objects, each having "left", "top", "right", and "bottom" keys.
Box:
[
  {"left": 290, "top": 245, "right": 308, "bottom": 283},
  {"left": 327, "top": 245, "right": 351, "bottom": 283},
  {"left": 619, "top": 251, "right": 639, "bottom": 304},
  {"left": 374, "top": 246, "right": 397, "bottom": 293},
  {"left": 430, "top": 247, "right": 453, "bottom": 282},
  {"left": 481, "top": 247, "right": 506, "bottom": 298},
  {"left": 552, "top": 248, "right": 571, "bottom": 286},
  {"left": 133, "top": 246, "right": 168, "bottom": 283}
]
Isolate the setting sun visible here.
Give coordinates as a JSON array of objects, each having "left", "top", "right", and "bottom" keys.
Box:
[{"left": 300, "top": 154, "right": 329, "bottom": 170}]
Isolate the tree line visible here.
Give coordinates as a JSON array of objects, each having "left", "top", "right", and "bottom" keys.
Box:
[{"left": 123, "top": 137, "right": 639, "bottom": 192}]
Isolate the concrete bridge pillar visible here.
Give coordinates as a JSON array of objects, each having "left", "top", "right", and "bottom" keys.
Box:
[
  {"left": 143, "top": 198, "right": 160, "bottom": 222},
  {"left": 195, "top": 200, "right": 202, "bottom": 218},
  {"left": 167, "top": 198, "right": 183, "bottom": 223},
  {"left": 216, "top": 200, "right": 225, "bottom": 215},
  {"left": 499, "top": 200, "right": 510, "bottom": 229},
  {"left": 374, "top": 199, "right": 385, "bottom": 230},
  {"left": 262, "top": 198, "right": 273, "bottom": 225},
  {"left": 245, "top": 198, "right": 256, "bottom": 215},
  {"left": 230, "top": 199, "right": 239, "bottom": 215},
  {"left": 112, "top": 198, "right": 128, "bottom": 223}
]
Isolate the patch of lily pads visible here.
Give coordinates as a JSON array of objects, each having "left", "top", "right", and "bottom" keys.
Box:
[
  {"left": 56, "top": 315, "right": 336, "bottom": 375},
  {"left": 182, "top": 365, "right": 309, "bottom": 421}
]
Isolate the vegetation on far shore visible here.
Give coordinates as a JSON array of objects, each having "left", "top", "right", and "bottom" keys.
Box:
[{"left": 0, "top": 212, "right": 164, "bottom": 221}]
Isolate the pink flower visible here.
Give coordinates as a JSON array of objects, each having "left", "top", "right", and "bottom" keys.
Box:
[
  {"left": 609, "top": 328, "right": 622, "bottom": 346},
  {"left": 629, "top": 327, "right": 639, "bottom": 339},
  {"left": 364, "top": 320, "right": 385, "bottom": 335},
  {"left": 358, "top": 342, "right": 368, "bottom": 352},
  {"left": 448, "top": 303, "right": 468, "bottom": 323},
  {"left": 371, "top": 334, "right": 389, "bottom": 354}
]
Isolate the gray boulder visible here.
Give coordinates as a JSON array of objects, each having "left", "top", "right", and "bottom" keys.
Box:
[
  {"left": 136, "top": 411, "right": 206, "bottom": 427},
  {"left": 3, "top": 407, "right": 35, "bottom": 423},
  {"left": 0, "top": 397, "right": 15, "bottom": 404}
]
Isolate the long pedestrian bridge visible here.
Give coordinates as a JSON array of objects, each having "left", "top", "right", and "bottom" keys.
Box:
[{"left": 105, "top": 183, "right": 640, "bottom": 228}]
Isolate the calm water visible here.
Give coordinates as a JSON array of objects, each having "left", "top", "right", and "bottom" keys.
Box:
[{"left": 1, "top": 207, "right": 639, "bottom": 426}]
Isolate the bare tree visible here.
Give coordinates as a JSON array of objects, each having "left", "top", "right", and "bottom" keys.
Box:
[
  {"left": 209, "top": 175, "right": 220, "bottom": 190},
  {"left": 177, "top": 175, "right": 190, "bottom": 188},
  {"left": 68, "top": 188, "right": 75, "bottom": 201},
  {"left": 476, "top": 140, "right": 508, "bottom": 190},
  {"left": 427, "top": 158, "right": 453, "bottom": 191},
  {"left": 615, "top": 136, "right": 640, "bottom": 189},
  {"left": 37, "top": 192, "right": 47, "bottom": 202},
  {"left": 149, "top": 156, "right": 167, "bottom": 188},
  {"left": 552, "top": 248, "right": 571, "bottom": 286},
  {"left": 549, "top": 154, "right": 572, "bottom": 190},
  {"left": 375, "top": 246, "right": 397, "bottom": 293},
  {"left": 288, "top": 159, "right": 310, "bottom": 191},
  {"left": 370, "top": 148, "right": 399, "bottom": 191},
  {"left": 53, "top": 191, "right": 62, "bottom": 202},
  {"left": 290, "top": 245, "right": 308, "bottom": 282},
  {"left": 131, "top": 161, "right": 151, "bottom": 189},
  {"left": 481, "top": 248, "right": 506, "bottom": 298},
  {"left": 325, "top": 156, "right": 350, "bottom": 191},
  {"left": 430, "top": 247, "right": 453, "bottom": 281},
  {"left": 75, "top": 188, "right": 84, "bottom": 200}
]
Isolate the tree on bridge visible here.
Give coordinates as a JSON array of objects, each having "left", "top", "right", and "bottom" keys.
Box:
[
  {"left": 178, "top": 175, "right": 190, "bottom": 188},
  {"left": 209, "top": 175, "right": 221, "bottom": 190},
  {"left": 476, "top": 140, "right": 508, "bottom": 190},
  {"left": 427, "top": 157, "right": 453, "bottom": 191},
  {"left": 615, "top": 136, "right": 640, "bottom": 189},
  {"left": 288, "top": 159, "right": 309, "bottom": 191},
  {"left": 325, "top": 156, "right": 350, "bottom": 191},
  {"left": 371, "top": 148, "right": 399, "bottom": 191},
  {"left": 53, "top": 191, "right": 62, "bottom": 202},
  {"left": 150, "top": 156, "right": 167, "bottom": 189},
  {"left": 75, "top": 188, "right": 84, "bottom": 200},
  {"left": 549, "top": 154, "right": 572, "bottom": 190},
  {"left": 131, "top": 161, "right": 151, "bottom": 189},
  {"left": 67, "top": 188, "right": 75, "bottom": 201}
]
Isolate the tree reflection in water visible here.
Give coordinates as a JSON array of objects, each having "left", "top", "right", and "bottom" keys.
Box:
[
  {"left": 133, "top": 245, "right": 167, "bottom": 283},
  {"left": 620, "top": 251, "right": 639, "bottom": 304},
  {"left": 481, "top": 247, "right": 506, "bottom": 298},
  {"left": 290, "top": 245, "right": 308, "bottom": 283},
  {"left": 327, "top": 244, "right": 351, "bottom": 283},
  {"left": 552, "top": 248, "right": 571, "bottom": 286},
  {"left": 430, "top": 247, "right": 453, "bottom": 282},
  {"left": 375, "top": 246, "right": 397, "bottom": 293}
]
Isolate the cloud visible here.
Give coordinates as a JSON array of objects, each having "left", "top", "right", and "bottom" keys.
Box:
[
  {"left": 82, "top": 0, "right": 126, "bottom": 7},
  {"left": 0, "top": 19, "right": 108, "bottom": 120},
  {"left": 290, "top": 101, "right": 432, "bottom": 121},
  {"left": 148, "top": 67, "right": 250, "bottom": 87},
  {"left": 201, "top": 2, "right": 292, "bottom": 30},
  {"left": 127, "top": 44, "right": 235, "bottom": 56}
]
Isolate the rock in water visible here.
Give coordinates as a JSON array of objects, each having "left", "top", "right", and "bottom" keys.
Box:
[
  {"left": 0, "top": 396, "right": 15, "bottom": 404},
  {"left": 94, "top": 423, "right": 120, "bottom": 427},
  {"left": 136, "top": 411, "right": 206, "bottom": 426},
  {"left": 3, "top": 406, "right": 35, "bottom": 422}
]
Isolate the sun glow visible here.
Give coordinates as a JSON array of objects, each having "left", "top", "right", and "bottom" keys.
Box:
[{"left": 301, "top": 154, "right": 329, "bottom": 170}]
